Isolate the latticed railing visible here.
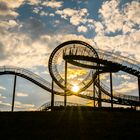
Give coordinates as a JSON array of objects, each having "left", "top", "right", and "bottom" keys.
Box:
[
  {"left": 0, "top": 65, "right": 139, "bottom": 105},
  {"left": 99, "top": 81, "right": 139, "bottom": 101},
  {"left": 39, "top": 101, "right": 84, "bottom": 110},
  {"left": 96, "top": 49, "right": 140, "bottom": 72},
  {"left": 62, "top": 47, "right": 140, "bottom": 102},
  {"left": 0, "top": 66, "right": 63, "bottom": 95}
]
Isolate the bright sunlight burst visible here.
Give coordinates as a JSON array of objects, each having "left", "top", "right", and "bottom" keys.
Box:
[{"left": 72, "top": 84, "right": 79, "bottom": 92}]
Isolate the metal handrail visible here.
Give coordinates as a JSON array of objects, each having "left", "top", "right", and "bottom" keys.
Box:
[
  {"left": 96, "top": 49, "right": 140, "bottom": 71},
  {"left": 0, "top": 65, "right": 139, "bottom": 104},
  {"left": 39, "top": 101, "right": 84, "bottom": 110}
]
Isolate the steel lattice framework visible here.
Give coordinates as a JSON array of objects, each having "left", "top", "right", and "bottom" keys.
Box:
[
  {"left": 48, "top": 40, "right": 140, "bottom": 108},
  {"left": 48, "top": 40, "right": 99, "bottom": 93},
  {"left": 0, "top": 40, "right": 140, "bottom": 111}
]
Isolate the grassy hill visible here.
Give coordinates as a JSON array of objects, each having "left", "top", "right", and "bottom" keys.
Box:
[{"left": 0, "top": 107, "right": 140, "bottom": 140}]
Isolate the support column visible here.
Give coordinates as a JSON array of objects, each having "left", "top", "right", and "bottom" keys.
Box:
[
  {"left": 138, "top": 77, "right": 140, "bottom": 101},
  {"left": 11, "top": 75, "right": 17, "bottom": 112},
  {"left": 93, "top": 72, "right": 96, "bottom": 107},
  {"left": 110, "top": 72, "right": 113, "bottom": 108},
  {"left": 64, "top": 60, "right": 67, "bottom": 107},
  {"left": 51, "top": 80, "right": 54, "bottom": 108},
  {"left": 98, "top": 73, "right": 102, "bottom": 108},
  {"left": 93, "top": 82, "right": 96, "bottom": 107}
]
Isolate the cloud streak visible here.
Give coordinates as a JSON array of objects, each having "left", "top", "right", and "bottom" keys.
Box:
[
  {"left": 42, "top": 0, "right": 63, "bottom": 8},
  {"left": 17, "top": 92, "right": 28, "bottom": 97}
]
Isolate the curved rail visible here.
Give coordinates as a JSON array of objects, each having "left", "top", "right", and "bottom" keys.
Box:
[
  {"left": 0, "top": 66, "right": 139, "bottom": 106},
  {"left": 99, "top": 81, "right": 139, "bottom": 102},
  {"left": 63, "top": 55, "right": 140, "bottom": 77},
  {"left": 97, "top": 49, "right": 140, "bottom": 71},
  {"left": 39, "top": 101, "right": 85, "bottom": 110},
  {"left": 97, "top": 49, "right": 140, "bottom": 77},
  {"left": 48, "top": 40, "right": 99, "bottom": 93},
  {"left": 0, "top": 66, "right": 65, "bottom": 96},
  {"left": 63, "top": 47, "right": 140, "bottom": 105}
]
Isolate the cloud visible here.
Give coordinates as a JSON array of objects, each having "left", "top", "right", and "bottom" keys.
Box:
[
  {"left": 14, "top": 101, "right": 36, "bottom": 110},
  {"left": 0, "top": 42, "right": 7, "bottom": 59},
  {"left": 70, "top": 15, "right": 84, "bottom": 26},
  {"left": 42, "top": 0, "right": 63, "bottom": 8},
  {"left": 122, "top": 22, "right": 134, "bottom": 34},
  {"left": 0, "top": 101, "right": 10, "bottom": 107},
  {"left": 39, "top": 11, "right": 54, "bottom": 17},
  {"left": 56, "top": 8, "right": 77, "bottom": 18},
  {"left": 125, "top": 1, "right": 140, "bottom": 25},
  {"left": 98, "top": 0, "right": 140, "bottom": 35},
  {"left": 28, "top": 0, "right": 41, "bottom": 5},
  {"left": 33, "top": 6, "right": 42, "bottom": 14},
  {"left": 67, "top": 67, "right": 88, "bottom": 80},
  {"left": 100, "top": 73, "right": 109, "bottom": 80},
  {"left": 98, "top": 0, "right": 124, "bottom": 33},
  {"left": 94, "top": 29, "right": 140, "bottom": 61},
  {"left": 0, "top": 93, "right": 6, "bottom": 99},
  {"left": 40, "top": 11, "right": 48, "bottom": 16},
  {"left": 56, "top": 8, "right": 88, "bottom": 26},
  {"left": 0, "top": 30, "right": 51, "bottom": 68},
  {"left": 40, "top": 33, "right": 97, "bottom": 48},
  {"left": 0, "top": 85, "right": 6, "bottom": 90},
  {"left": 17, "top": 92, "right": 28, "bottom": 97},
  {"left": 77, "top": 25, "right": 88, "bottom": 32},
  {"left": 119, "top": 74, "right": 131, "bottom": 80},
  {"left": 0, "top": 0, "right": 25, "bottom": 9},
  {"left": 0, "top": 101, "right": 12, "bottom": 111},
  {"left": 114, "top": 81, "right": 138, "bottom": 94},
  {"left": 0, "top": 1, "right": 19, "bottom": 19},
  {"left": 0, "top": 1, "right": 9, "bottom": 11},
  {"left": 55, "top": 34, "right": 96, "bottom": 45},
  {"left": 0, "top": 20, "right": 18, "bottom": 30},
  {"left": 20, "top": 17, "right": 46, "bottom": 39},
  {"left": 94, "top": 21, "right": 104, "bottom": 35}
]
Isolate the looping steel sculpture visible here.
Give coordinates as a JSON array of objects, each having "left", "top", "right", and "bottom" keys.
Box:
[
  {"left": 48, "top": 40, "right": 99, "bottom": 93},
  {"left": 1, "top": 40, "right": 140, "bottom": 112},
  {"left": 48, "top": 40, "right": 140, "bottom": 107}
]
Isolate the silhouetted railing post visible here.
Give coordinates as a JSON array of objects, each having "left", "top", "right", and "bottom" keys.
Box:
[
  {"left": 51, "top": 80, "right": 54, "bottom": 108},
  {"left": 110, "top": 72, "right": 113, "bottom": 108},
  {"left": 64, "top": 60, "right": 67, "bottom": 107},
  {"left": 93, "top": 83, "right": 96, "bottom": 107},
  {"left": 93, "top": 72, "right": 96, "bottom": 107},
  {"left": 98, "top": 72, "right": 102, "bottom": 108},
  {"left": 138, "top": 77, "right": 140, "bottom": 101},
  {"left": 11, "top": 75, "right": 17, "bottom": 112}
]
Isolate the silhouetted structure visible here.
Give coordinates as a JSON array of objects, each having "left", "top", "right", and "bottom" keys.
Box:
[{"left": 0, "top": 40, "right": 140, "bottom": 111}]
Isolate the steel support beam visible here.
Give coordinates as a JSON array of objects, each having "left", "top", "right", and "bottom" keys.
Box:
[
  {"left": 98, "top": 73, "right": 102, "bottom": 107},
  {"left": 11, "top": 75, "right": 17, "bottom": 112},
  {"left": 93, "top": 72, "right": 96, "bottom": 107},
  {"left": 51, "top": 80, "right": 54, "bottom": 108},
  {"left": 64, "top": 60, "right": 67, "bottom": 107},
  {"left": 93, "top": 83, "right": 96, "bottom": 107},
  {"left": 110, "top": 72, "right": 113, "bottom": 108},
  {"left": 138, "top": 77, "right": 140, "bottom": 101}
]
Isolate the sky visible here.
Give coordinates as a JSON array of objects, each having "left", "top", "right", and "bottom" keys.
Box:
[{"left": 0, "top": 0, "right": 140, "bottom": 111}]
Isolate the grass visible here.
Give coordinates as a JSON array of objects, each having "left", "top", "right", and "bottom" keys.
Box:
[{"left": 0, "top": 107, "right": 140, "bottom": 140}]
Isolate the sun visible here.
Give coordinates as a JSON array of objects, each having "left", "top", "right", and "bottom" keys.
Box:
[{"left": 72, "top": 84, "right": 79, "bottom": 92}]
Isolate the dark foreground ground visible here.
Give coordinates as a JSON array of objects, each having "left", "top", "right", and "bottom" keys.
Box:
[{"left": 0, "top": 107, "right": 140, "bottom": 140}]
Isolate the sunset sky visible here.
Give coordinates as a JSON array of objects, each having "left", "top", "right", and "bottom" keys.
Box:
[{"left": 0, "top": 0, "right": 140, "bottom": 111}]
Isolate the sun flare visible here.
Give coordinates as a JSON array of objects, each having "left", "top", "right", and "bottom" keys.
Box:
[{"left": 72, "top": 84, "right": 79, "bottom": 92}]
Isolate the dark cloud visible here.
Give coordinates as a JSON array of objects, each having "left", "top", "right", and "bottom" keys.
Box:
[
  {"left": 20, "top": 17, "right": 46, "bottom": 39},
  {"left": 0, "top": 1, "right": 18, "bottom": 20},
  {"left": 0, "top": 1, "right": 9, "bottom": 12},
  {"left": 0, "top": 42, "right": 7, "bottom": 60}
]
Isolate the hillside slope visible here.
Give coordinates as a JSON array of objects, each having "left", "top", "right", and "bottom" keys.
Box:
[{"left": 0, "top": 107, "right": 140, "bottom": 140}]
